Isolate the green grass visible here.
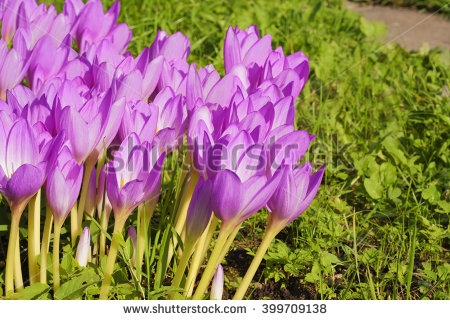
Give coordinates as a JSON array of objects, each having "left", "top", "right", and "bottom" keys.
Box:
[{"left": 1, "top": 0, "right": 448, "bottom": 299}]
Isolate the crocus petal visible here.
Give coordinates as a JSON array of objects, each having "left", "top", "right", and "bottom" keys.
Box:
[
  {"left": 6, "top": 118, "right": 38, "bottom": 177},
  {"left": 286, "top": 165, "right": 325, "bottom": 225},
  {"left": 185, "top": 178, "right": 213, "bottom": 244},
  {"left": 267, "top": 165, "right": 297, "bottom": 222},
  {"left": 240, "top": 168, "right": 283, "bottom": 222},
  {"left": 235, "top": 144, "right": 266, "bottom": 182},
  {"left": 58, "top": 106, "right": 93, "bottom": 163},
  {"left": 224, "top": 26, "right": 242, "bottom": 74},
  {"left": 142, "top": 55, "right": 163, "bottom": 99},
  {"left": 268, "top": 130, "right": 314, "bottom": 174},
  {"left": 46, "top": 164, "right": 82, "bottom": 224},
  {"left": 110, "top": 23, "right": 132, "bottom": 54},
  {"left": 211, "top": 170, "right": 244, "bottom": 226},
  {"left": 5, "top": 164, "right": 44, "bottom": 214},
  {"left": 243, "top": 34, "right": 272, "bottom": 67}
]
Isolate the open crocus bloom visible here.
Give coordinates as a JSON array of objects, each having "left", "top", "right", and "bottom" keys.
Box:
[
  {"left": 106, "top": 133, "right": 165, "bottom": 219},
  {"left": 267, "top": 163, "right": 326, "bottom": 231}
]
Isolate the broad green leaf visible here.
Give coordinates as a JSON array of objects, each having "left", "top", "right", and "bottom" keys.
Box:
[
  {"left": 364, "top": 178, "right": 384, "bottom": 199},
  {"left": 6, "top": 283, "right": 50, "bottom": 300},
  {"left": 54, "top": 271, "right": 100, "bottom": 300},
  {"left": 422, "top": 185, "right": 441, "bottom": 203}
]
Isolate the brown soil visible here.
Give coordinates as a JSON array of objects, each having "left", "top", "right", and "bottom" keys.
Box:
[{"left": 223, "top": 248, "right": 317, "bottom": 300}]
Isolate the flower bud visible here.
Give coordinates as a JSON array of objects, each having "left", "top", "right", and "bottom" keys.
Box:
[
  {"left": 75, "top": 227, "right": 91, "bottom": 267},
  {"left": 210, "top": 264, "right": 224, "bottom": 300}
]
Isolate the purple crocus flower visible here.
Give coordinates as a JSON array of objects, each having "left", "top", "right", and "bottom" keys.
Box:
[
  {"left": 106, "top": 133, "right": 165, "bottom": 220},
  {"left": 73, "top": 0, "right": 132, "bottom": 54},
  {"left": 149, "top": 30, "right": 190, "bottom": 63},
  {"left": 63, "top": 0, "right": 84, "bottom": 26},
  {"left": 114, "top": 54, "right": 164, "bottom": 101},
  {"left": 266, "top": 130, "right": 316, "bottom": 175},
  {"left": 0, "top": 118, "right": 49, "bottom": 215},
  {"left": 159, "top": 58, "right": 190, "bottom": 94},
  {"left": 56, "top": 90, "right": 124, "bottom": 164},
  {"left": 262, "top": 47, "right": 309, "bottom": 96},
  {"left": 267, "top": 164, "right": 325, "bottom": 231},
  {"left": 187, "top": 105, "right": 215, "bottom": 178},
  {"left": 75, "top": 226, "right": 91, "bottom": 267},
  {"left": 13, "top": 1, "right": 70, "bottom": 48},
  {"left": 224, "top": 25, "right": 272, "bottom": 75},
  {"left": 152, "top": 88, "right": 187, "bottom": 152},
  {"left": 185, "top": 177, "right": 213, "bottom": 245},
  {"left": 46, "top": 146, "right": 83, "bottom": 226},
  {"left": 210, "top": 139, "right": 283, "bottom": 229},
  {"left": 26, "top": 35, "right": 73, "bottom": 91},
  {"left": 1, "top": 0, "right": 36, "bottom": 43},
  {"left": 119, "top": 100, "right": 157, "bottom": 143}
]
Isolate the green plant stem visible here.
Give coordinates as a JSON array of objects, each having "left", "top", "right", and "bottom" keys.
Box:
[
  {"left": 95, "top": 152, "right": 106, "bottom": 188},
  {"left": 99, "top": 208, "right": 111, "bottom": 261},
  {"left": 184, "top": 216, "right": 218, "bottom": 297},
  {"left": 5, "top": 212, "right": 20, "bottom": 294},
  {"left": 199, "top": 216, "right": 219, "bottom": 262},
  {"left": 137, "top": 200, "right": 156, "bottom": 279},
  {"left": 176, "top": 227, "right": 186, "bottom": 261},
  {"left": 14, "top": 225, "right": 23, "bottom": 291},
  {"left": 406, "top": 211, "right": 417, "bottom": 300},
  {"left": 74, "top": 159, "right": 95, "bottom": 246},
  {"left": 183, "top": 242, "right": 203, "bottom": 297},
  {"left": 40, "top": 205, "right": 53, "bottom": 284},
  {"left": 217, "top": 222, "right": 242, "bottom": 265},
  {"left": 166, "top": 169, "right": 199, "bottom": 271},
  {"left": 192, "top": 225, "right": 232, "bottom": 300},
  {"left": 28, "top": 189, "right": 41, "bottom": 285},
  {"left": 174, "top": 169, "right": 199, "bottom": 233},
  {"left": 99, "top": 218, "right": 126, "bottom": 299},
  {"left": 53, "top": 223, "right": 62, "bottom": 292},
  {"left": 176, "top": 153, "right": 190, "bottom": 197},
  {"left": 170, "top": 242, "right": 194, "bottom": 298},
  {"left": 233, "top": 228, "right": 278, "bottom": 300},
  {"left": 70, "top": 203, "right": 78, "bottom": 247}
]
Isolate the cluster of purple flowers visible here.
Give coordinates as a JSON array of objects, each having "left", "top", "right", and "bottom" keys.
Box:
[{"left": 0, "top": 0, "right": 324, "bottom": 299}]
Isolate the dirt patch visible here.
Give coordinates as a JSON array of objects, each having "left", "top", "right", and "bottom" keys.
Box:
[
  {"left": 347, "top": 1, "right": 450, "bottom": 51},
  {"left": 223, "top": 248, "right": 316, "bottom": 300}
]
